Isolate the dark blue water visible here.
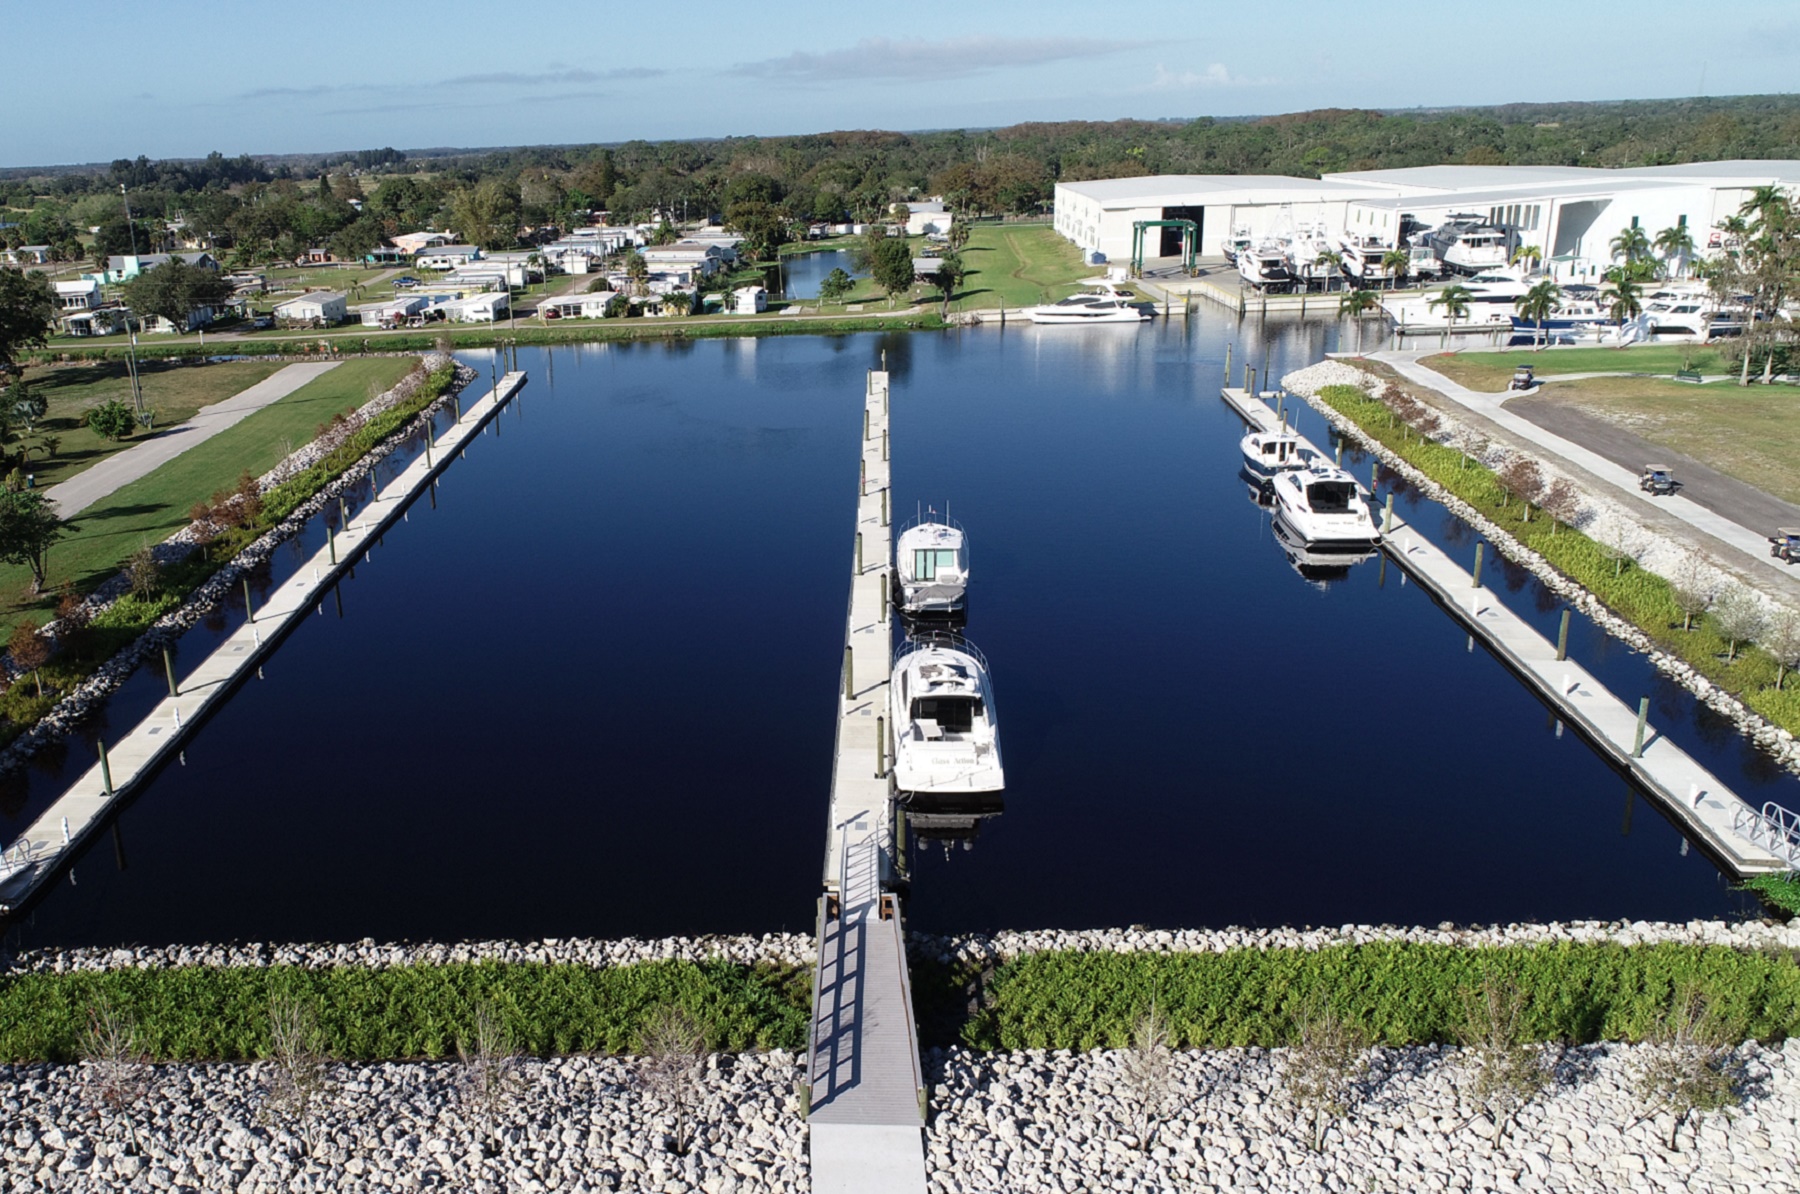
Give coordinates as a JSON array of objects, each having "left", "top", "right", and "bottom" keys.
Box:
[
  {"left": 780, "top": 250, "right": 860, "bottom": 300},
  {"left": 2, "top": 317, "right": 1778, "bottom": 949}
]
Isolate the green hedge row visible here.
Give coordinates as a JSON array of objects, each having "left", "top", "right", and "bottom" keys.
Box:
[
  {"left": 1316, "top": 383, "right": 1800, "bottom": 736},
  {"left": 959, "top": 943, "right": 1800, "bottom": 1051},
  {"left": 0, "top": 960, "right": 810, "bottom": 1062}
]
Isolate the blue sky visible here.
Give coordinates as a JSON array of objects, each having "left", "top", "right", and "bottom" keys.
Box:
[{"left": 7, "top": 0, "right": 1798, "bottom": 166}]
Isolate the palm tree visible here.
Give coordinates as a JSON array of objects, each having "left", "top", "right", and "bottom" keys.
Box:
[
  {"left": 1338, "top": 289, "right": 1379, "bottom": 353},
  {"left": 1652, "top": 224, "right": 1695, "bottom": 279},
  {"left": 1514, "top": 279, "right": 1562, "bottom": 350},
  {"left": 1605, "top": 276, "right": 1644, "bottom": 328},
  {"left": 1509, "top": 244, "right": 1543, "bottom": 274},
  {"left": 1314, "top": 249, "right": 1345, "bottom": 286},
  {"left": 1379, "top": 249, "right": 1410, "bottom": 289},
  {"left": 1428, "top": 283, "right": 1474, "bottom": 346},
  {"left": 1738, "top": 185, "right": 1791, "bottom": 235},
  {"left": 1609, "top": 226, "right": 1651, "bottom": 269}
]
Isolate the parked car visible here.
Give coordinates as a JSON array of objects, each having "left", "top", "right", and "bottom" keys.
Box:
[
  {"left": 393, "top": 276, "right": 421, "bottom": 289},
  {"left": 249, "top": 315, "right": 273, "bottom": 330}
]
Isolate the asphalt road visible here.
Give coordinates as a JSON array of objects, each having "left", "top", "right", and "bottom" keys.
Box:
[{"left": 1507, "top": 394, "right": 1800, "bottom": 546}]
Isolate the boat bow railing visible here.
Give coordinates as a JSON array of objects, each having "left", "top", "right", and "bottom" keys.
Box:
[{"left": 894, "top": 629, "right": 990, "bottom": 672}]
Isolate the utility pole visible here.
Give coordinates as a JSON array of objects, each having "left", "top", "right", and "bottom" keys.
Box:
[{"left": 120, "top": 183, "right": 139, "bottom": 256}]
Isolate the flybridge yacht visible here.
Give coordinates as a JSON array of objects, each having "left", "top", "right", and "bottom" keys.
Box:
[
  {"left": 895, "top": 511, "right": 967, "bottom": 615},
  {"left": 1339, "top": 234, "right": 1400, "bottom": 285},
  {"left": 1241, "top": 427, "right": 1324, "bottom": 481},
  {"left": 1427, "top": 216, "right": 1514, "bottom": 275},
  {"left": 889, "top": 633, "right": 1004, "bottom": 800},
  {"left": 1390, "top": 270, "right": 1532, "bottom": 330},
  {"left": 1026, "top": 280, "right": 1147, "bottom": 324},
  {"left": 1270, "top": 462, "right": 1382, "bottom": 549},
  {"left": 1222, "top": 224, "right": 1253, "bottom": 265},
  {"left": 1509, "top": 285, "right": 1609, "bottom": 338},
  {"left": 1237, "top": 239, "right": 1293, "bottom": 288},
  {"left": 1285, "top": 221, "right": 1337, "bottom": 286}
]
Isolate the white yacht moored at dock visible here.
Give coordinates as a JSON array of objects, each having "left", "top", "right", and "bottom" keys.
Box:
[
  {"left": 1025, "top": 280, "right": 1148, "bottom": 324},
  {"left": 888, "top": 634, "right": 1004, "bottom": 801},
  {"left": 1241, "top": 428, "right": 1323, "bottom": 480},
  {"left": 895, "top": 512, "right": 968, "bottom": 614},
  {"left": 1270, "top": 462, "right": 1382, "bottom": 548}
]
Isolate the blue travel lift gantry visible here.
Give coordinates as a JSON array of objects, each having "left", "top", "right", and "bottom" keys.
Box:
[{"left": 1130, "top": 219, "right": 1199, "bottom": 274}]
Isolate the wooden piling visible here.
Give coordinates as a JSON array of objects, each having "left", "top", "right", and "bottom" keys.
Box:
[
  {"left": 163, "top": 646, "right": 177, "bottom": 697},
  {"left": 1633, "top": 698, "right": 1650, "bottom": 758},
  {"left": 1556, "top": 609, "right": 1570, "bottom": 661},
  {"left": 844, "top": 646, "right": 854, "bottom": 701},
  {"left": 97, "top": 740, "right": 113, "bottom": 795},
  {"left": 1382, "top": 493, "right": 1394, "bottom": 536},
  {"left": 1472, "top": 543, "right": 1484, "bottom": 589}
]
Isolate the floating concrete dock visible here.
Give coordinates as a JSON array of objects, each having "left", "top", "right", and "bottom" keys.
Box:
[
  {"left": 1221, "top": 385, "right": 1789, "bottom": 877},
  {"left": 0, "top": 372, "right": 529, "bottom": 911},
  {"left": 807, "top": 371, "right": 930, "bottom": 1193}
]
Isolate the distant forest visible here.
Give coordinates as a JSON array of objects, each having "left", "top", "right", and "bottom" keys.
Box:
[{"left": 4, "top": 93, "right": 1799, "bottom": 264}]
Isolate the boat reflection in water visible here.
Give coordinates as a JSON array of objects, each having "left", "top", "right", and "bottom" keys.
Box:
[{"left": 1272, "top": 520, "right": 1378, "bottom": 588}]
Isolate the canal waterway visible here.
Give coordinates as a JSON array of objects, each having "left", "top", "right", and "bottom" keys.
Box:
[
  {"left": 779, "top": 249, "right": 860, "bottom": 300},
  {"left": 2, "top": 316, "right": 1783, "bottom": 949}
]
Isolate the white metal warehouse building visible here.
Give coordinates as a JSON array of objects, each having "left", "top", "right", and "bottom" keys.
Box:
[{"left": 1053, "top": 161, "right": 1800, "bottom": 280}]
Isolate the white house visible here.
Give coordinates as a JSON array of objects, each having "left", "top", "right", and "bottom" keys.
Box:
[
  {"left": 4, "top": 245, "right": 51, "bottom": 265},
  {"left": 144, "top": 304, "right": 225, "bottom": 334},
  {"left": 540, "top": 292, "right": 617, "bottom": 320},
  {"left": 61, "top": 307, "right": 129, "bottom": 337},
  {"left": 355, "top": 296, "right": 428, "bottom": 328},
  {"left": 274, "top": 291, "right": 349, "bottom": 326},
  {"left": 53, "top": 280, "right": 102, "bottom": 312},
  {"left": 893, "top": 201, "right": 954, "bottom": 238},
  {"left": 732, "top": 285, "right": 767, "bottom": 314},
  {"left": 391, "top": 231, "right": 452, "bottom": 255},
  {"left": 642, "top": 243, "right": 726, "bottom": 276},
  {"left": 416, "top": 244, "right": 483, "bottom": 270},
  {"left": 437, "top": 291, "right": 510, "bottom": 323},
  {"left": 93, "top": 251, "right": 218, "bottom": 285}
]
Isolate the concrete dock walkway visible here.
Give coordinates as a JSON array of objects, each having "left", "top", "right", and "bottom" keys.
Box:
[
  {"left": 1222, "top": 385, "right": 1788, "bottom": 877},
  {"left": 0, "top": 371, "right": 528, "bottom": 912},
  {"left": 807, "top": 370, "right": 929, "bottom": 1193},
  {"left": 45, "top": 361, "right": 342, "bottom": 518}
]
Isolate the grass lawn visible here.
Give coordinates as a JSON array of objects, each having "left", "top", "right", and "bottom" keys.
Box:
[
  {"left": 0, "top": 357, "right": 414, "bottom": 635},
  {"left": 947, "top": 223, "right": 1095, "bottom": 311},
  {"left": 1425, "top": 345, "right": 1733, "bottom": 390},
  {"left": 263, "top": 265, "right": 393, "bottom": 295},
  {"left": 19, "top": 359, "right": 284, "bottom": 491}
]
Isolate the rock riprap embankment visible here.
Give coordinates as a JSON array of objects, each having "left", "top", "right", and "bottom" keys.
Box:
[{"left": 4, "top": 1039, "right": 1793, "bottom": 1192}]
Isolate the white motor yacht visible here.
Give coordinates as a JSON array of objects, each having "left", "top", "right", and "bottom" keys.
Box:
[
  {"left": 894, "top": 512, "right": 968, "bottom": 614},
  {"left": 1026, "top": 280, "right": 1147, "bottom": 324},
  {"left": 1286, "top": 220, "right": 1338, "bottom": 286},
  {"left": 1389, "top": 270, "right": 1533, "bottom": 331},
  {"left": 1427, "top": 216, "right": 1514, "bottom": 275},
  {"left": 888, "top": 634, "right": 1004, "bottom": 799},
  {"left": 1237, "top": 239, "right": 1293, "bottom": 288},
  {"left": 1339, "top": 234, "right": 1401, "bottom": 285},
  {"left": 1241, "top": 428, "right": 1324, "bottom": 480},
  {"left": 1222, "top": 224, "right": 1253, "bottom": 265},
  {"left": 1270, "top": 462, "right": 1381, "bottom": 548}
]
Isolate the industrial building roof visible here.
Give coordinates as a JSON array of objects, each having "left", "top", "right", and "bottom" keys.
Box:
[
  {"left": 1056, "top": 174, "right": 1391, "bottom": 208},
  {"left": 1323, "top": 165, "right": 1615, "bottom": 192}
]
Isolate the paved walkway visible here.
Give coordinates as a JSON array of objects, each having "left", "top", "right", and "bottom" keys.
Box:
[
  {"left": 1366, "top": 351, "right": 1800, "bottom": 593},
  {"left": 45, "top": 362, "right": 342, "bottom": 518}
]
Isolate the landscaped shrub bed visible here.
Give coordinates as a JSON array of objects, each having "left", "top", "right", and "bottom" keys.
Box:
[
  {"left": 1315, "top": 382, "right": 1800, "bottom": 736},
  {"left": 0, "top": 960, "right": 810, "bottom": 1062},
  {"left": 960, "top": 943, "right": 1800, "bottom": 1051}
]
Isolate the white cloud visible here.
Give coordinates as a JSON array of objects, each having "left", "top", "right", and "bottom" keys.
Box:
[
  {"left": 1146, "top": 62, "right": 1264, "bottom": 90},
  {"left": 735, "top": 36, "right": 1143, "bottom": 83}
]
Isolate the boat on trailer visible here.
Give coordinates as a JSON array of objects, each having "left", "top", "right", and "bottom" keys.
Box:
[{"left": 888, "top": 633, "right": 1004, "bottom": 801}]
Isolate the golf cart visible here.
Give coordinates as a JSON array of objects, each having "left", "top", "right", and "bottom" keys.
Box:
[
  {"left": 1508, "top": 364, "right": 1536, "bottom": 391},
  {"left": 1639, "top": 465, "right": 1677, "bottom": 496},
  {"left": 1772, "top": 528, "right": 1800, "bottom": 565}
]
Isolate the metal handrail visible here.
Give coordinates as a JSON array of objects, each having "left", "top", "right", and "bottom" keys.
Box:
[
  {"left": 1733, "top": 801, "right": 1800, "bottom": 869},
  {"left": 0, "top": 837, "right": 41, "bottom": 883},
  {"left": 894, "top": 510, "right": 967, "bottom": 540}
]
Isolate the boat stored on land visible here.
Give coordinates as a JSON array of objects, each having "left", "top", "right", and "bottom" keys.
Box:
[
  {"left": 1270, "top": 462, "right": 1382, "bottom": 548},
  {"left": 1025, "top": 280, "right": 1148, "bottom": 324},
  {"left": 889, "top": 633, "right": 1004, "bottom": 801},
  {"left": 1237, "top": 239, "right": 1294, "bottom": 289},
  {"left": 895, "top": 512, "right": 968, "bottom": 614},
  {"left": 1427, "top": 216, "right": 1514, "bottom": 276}
]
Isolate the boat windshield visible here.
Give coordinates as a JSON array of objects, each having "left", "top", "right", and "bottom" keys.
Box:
[
  {"left": 913, "top": 548, "right": 961, "bottom": 580},
  {"left": 912, "top": 695, "right": 982, "bottom": 735},
  {"left": 1304, "top": 480, "right": 1358, "bottom": 513}
]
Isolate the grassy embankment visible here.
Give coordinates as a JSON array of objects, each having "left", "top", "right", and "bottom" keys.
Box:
[
  {"left": 0, "top": 357, "right": 424, "bottom": 739},
  {"left": 1427, "top": 349, "right": 1800, "bottom": 506},
  {"left": 1, "top": 942, "right": 1793, "bottom": 1061},
  {"left": 1311, "top": 382, "right": 1800, "bottom": 737}
]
